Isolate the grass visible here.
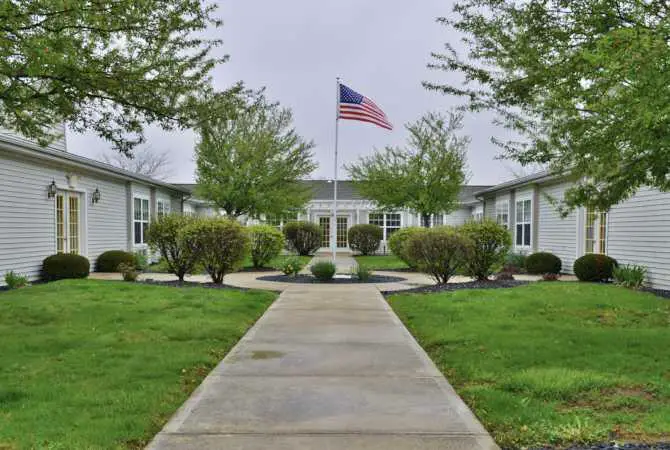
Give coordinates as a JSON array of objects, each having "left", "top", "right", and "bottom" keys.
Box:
[
  {"left": 0, "top": 279, "right": 276, "bottom": 449},
  {"left": 388, "top": 283, "right": 670, "bottom": 448},
  {"left": 354, "top": 254, "right": 410, "bottom": 270}
]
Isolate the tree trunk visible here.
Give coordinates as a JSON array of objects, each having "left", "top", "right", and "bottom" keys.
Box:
[{"left": 421, "top": 213, "right": 431, "bottom": 228}]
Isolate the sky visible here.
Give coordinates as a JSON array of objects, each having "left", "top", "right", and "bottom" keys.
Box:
[{"left": 66, "top": 0, "right": 523, "bottom": 186}]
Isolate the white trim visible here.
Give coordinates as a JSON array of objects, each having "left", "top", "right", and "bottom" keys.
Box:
[
  {"left": 514, "top": 197, "right": 533, "bottom": 250},
  {"left": 132, "top": 194, "right": 151, "bottom": 247}
]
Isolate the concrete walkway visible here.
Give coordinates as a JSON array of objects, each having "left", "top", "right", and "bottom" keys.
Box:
[{"left": 147, "top": 283, "right": 499, "bottom": 449}]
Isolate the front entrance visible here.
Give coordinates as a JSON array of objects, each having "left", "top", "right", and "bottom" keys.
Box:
[
  {"left": 318, "top": 216, "right": 349, "bottom": 248},
  {"left": 55, "top": 191, "right": 82, "bottom": 254}
]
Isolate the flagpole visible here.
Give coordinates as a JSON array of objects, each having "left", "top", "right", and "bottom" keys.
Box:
[{"left": 332, "top": 77, "right": 340, "bottom": 263}]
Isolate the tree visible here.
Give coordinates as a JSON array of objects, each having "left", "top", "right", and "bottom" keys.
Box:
[
  {"left": 0, "top": 0, "right": 236, "bottom": 155},
  {"left": 194, "top": 93, "right": 317, "bottom": 218},
  {"left": 425, "top": 1, "right": 670, "bottom": 212},
  {"left": 346, "top": 111, "right": 469, "bottom": 227},
  {"left": 101, "top": 147, "right": 173, "bottom": 180}
]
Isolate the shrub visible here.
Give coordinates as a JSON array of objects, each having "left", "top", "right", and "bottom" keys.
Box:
[
  {"left": 95, "top": 250, "right": 135, "bottom": 272},
  {"left": 348, "top": 224, "right": 382, "bottom": 256},
  {"left": 495, "top": 270, "right": 515, "bottom": 281},
  {"left": 504, "top": 251, "right": 527, "bottom": 273},
  {"left": 4, "top": 271, "right": 29, "bottom": 289},
  {"left": 183, "top": 218, "right": 248, "bottom": 284},
  {"left": 459, "top": 219, "right": 512, "bottom": 280},
  {"left": 133, "top": 251, "right": 148, "bottom": 271},
  {"left": 352, "top": 264, "right": 372, "bottom": 282},
  {"left": 573, "top": 254, "right": 618, "bottom": 282},
  {"left": 405, "top": 227, "right": 470, "bottom": 284},
  {"left": 525, "top": 252, "right": 562, "bottom": 275},
  {"left": 279, "top": 256, "right": 305, "bottom": 276},
  {"left": 42, "top": 254, "right": 90, "bottom": 281},
  {"left": 146, "top": 214, "right": 200, "bottom": 282},
  {"left": 248, "top": 225, "right": 285, "bottom": 268},
  {"left": 613, "top": 264, "right": 647, "bottom": 289},
  {"left": 310, "top": 261, "right": 336, "bottom": 281},
  {"left": 388, "top": 226, "right": 424, "bottom": 268},
  {"left": 117, "top": 263, "right": 139, "bottom": 282},
  {"left": 542, "top": 273, "right": 560, "bottom": 281},
  {"left": 283, "top": 221, "right": 321, "bottom": 256}
]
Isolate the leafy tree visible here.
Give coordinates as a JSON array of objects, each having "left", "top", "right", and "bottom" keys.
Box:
[
  {"left": 101, "top": 146, "right": 172, "bottom": 180},
  {"left": 195, "top": 93, "right": 316, "bottom": 218},
  {"left": 425, "top": 0, "right": 670, "bottom": 211},
  {"left": 0, "top": 0, "right": 235, "bottom": 154},
  {"left": 346, "top": 111, "right": 469, "bottom": 227}
]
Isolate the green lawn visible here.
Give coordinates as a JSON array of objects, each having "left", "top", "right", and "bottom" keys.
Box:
[
  {"left": 0, "top": 279, "right": 276, "bottom": 449},
  {"left": 389, "top": 283, "right": 670, "bottom": 448},
  {"left": 354, "top": 255, "right": 410, "bottom": 270}
]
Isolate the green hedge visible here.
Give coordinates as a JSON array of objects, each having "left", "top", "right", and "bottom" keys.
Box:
[
  {"left": 42, "top": 254, "right": 90, "bottom": 281},
  {"left": 348, "top": 224, "right": 382, "bottom": 256},
  {"left": 525, "top": 252, "right": 562, "bottom": 275},
  {"left": 573, "top": 254, "right": 618, "bottom": 282},
  {"left": 96, "top": 250, "right": 136, "bottom": 272}
]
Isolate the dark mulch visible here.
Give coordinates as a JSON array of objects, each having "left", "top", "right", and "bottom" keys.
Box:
[
  {"left": 525, "top": 443, "right": 670, "bottom": 450},
  {"left": 381, "top": 279, "right": 530, "bottom": 296},
  {"left": 256, "top": 274, "right": 407, "bottom": 284},
  {"left": 140, "top": 278, "right": 278, "bottom": 292}
]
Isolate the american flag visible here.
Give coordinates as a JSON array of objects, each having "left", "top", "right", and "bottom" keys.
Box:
[{"left": 338, "top": 84, "right": 393, "bottom": 130}]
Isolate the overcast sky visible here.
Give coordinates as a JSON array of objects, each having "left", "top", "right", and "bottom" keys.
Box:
[{"left": 67, "top": 0, "right": 522, "bottom": 186}]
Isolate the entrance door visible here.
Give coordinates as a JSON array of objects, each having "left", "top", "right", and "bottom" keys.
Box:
[
  {"left": 56, "top": 191, "right": 82, "bottom": 254},
  {"left": 336, "top": 217, "right": 348, "bottom": 248},
  {"left": 319, "top": 217, "right": 330, "bottom": 248}
]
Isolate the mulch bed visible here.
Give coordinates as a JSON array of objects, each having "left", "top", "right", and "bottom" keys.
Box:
[
  {"left": 140, "top": 278, "right": 278, "bottom": 292},
  {"left": 256, "top": 274, "right": 407, "bottom": 284},
  {"left": 524, "top": 443, "right": 670, "bottom": 450},
  {"left": 381, "top": 279, "right": 530, "bottom": 296}
]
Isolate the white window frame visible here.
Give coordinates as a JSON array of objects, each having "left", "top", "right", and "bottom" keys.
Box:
[
  {"left": 157, "top": 198, "right": 171, "bottom": 218},
  {"left": 515, "top": 198, "right": 532, "bottom": 249},
  {"left": 369, "top": 212, "right": 401, "bottom": 241},
  {"left": 133, "top": 196, "right": 150, "bottom": 245},
  {"left": 496, "top": 200, "right": 510, "bottom": 229},
  {"left": 584, "top": 208, "right": 608, "bottom": 255}
]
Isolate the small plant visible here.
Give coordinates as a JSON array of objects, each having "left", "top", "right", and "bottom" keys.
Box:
[
  {"left": 525, "top": 252, "right": 562, "bottom": 275},
  {"left": 573, "top": 254, "right": 618, "bottom": 282},
  {"left": 504, "top": 251, "right": 527, "bottom": 273},
  {"left": 42, "top": 254, "right": 90, "bottom": 281},
  {"left": 310, "top": 261, "right": 336, "bottom": 282},
  {"left": 4, "top": 271, "right": 29, "bottom": 289},
  {"left": 117, "top": 263, "right": 139, "bottom": 282},
  {"left": 613, "top": 264, "right": 647, "bottom": 289},
  {"left": 352, "top": 264, "right": 372, "bottom": 282},
  {"left": 495, "top": 270, "right": 515, "bottom": 281},
  {"left": 542, "top": 272, "right": 560, "bottom": 281},
  {"left": 348, "top": 224, "right": 383, "bottom": 256},
  {"left": 133, "top": 251, "right": 148, "bottom": 271},
  {"left": 279, "top": 256, "right": 305, "bottom": 276}
]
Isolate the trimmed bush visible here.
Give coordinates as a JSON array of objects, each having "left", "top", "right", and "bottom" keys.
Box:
[
  {"left": 348, "top": 224, "right": 382, "bottom": 256},
  {"left": 117, "top": 263, "right": 139, "bottom": 282},
  {"left": 146, "top": 214, "right": 200, "bottom": 282},
  {"left": 460, "top": 219, "right": 512, "bottom": 280},
  {"left": 4, "top": 271, "right": 29, "bottom": 289},
  {"left": 525, "top": 252, "right": 562, "bottom": 275},
  {"left": 573, "top": 254, "right": 618, "bottom": 282},
  {"left": 310, "top": 261, "right": 336, "bottom": 281},
  {"left": 133, "top": 251, "right": 148, "bottom": 271},
  {"left": 388, "top": 226, "right": 424, "bottom": 268},
  {"left": 42, "top": 254, "right": 90, "bottom": 281},
  {"left": 283, "top": 221, "right": 321, "bottom": 256},
  {"left": 96, "top": 250, "right": 135, "bottom": 272},
  {"left": 183, "top": 218, "right": 248, "bottom": 284},
  {"left": 248, "top": 225, "right": 285, "bottom": 268},
  {"left": 279, "top": 256, "right": 305, "bottom": 276},
  {"left": 613, "top": 264, "right": 647, "bottom": 289},
  {"left": 405, "top": 227, "right": 470, "bottom": 284}
]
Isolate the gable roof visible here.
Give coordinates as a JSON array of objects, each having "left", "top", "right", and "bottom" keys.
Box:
[{"left": 473, "top": 170, "right": 561, "bottom": 197}]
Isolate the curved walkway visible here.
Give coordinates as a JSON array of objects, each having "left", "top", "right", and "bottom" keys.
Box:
[{"left": 146, "top": 264, "right": 499, "bottom": 450}]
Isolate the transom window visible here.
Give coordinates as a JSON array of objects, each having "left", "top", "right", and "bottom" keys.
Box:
[
  {"left": 585, "top": 208, "right": 607, "bottom": 254},
  {"left": 515, "top": 199, "right": 532, "bottom": 247},
  {"left": 157, "top": 199, "right": 170, "bottom": 218},
  {"left": 369, "top": 212, "right": 401, "bottom": 241},
  {"left": 496, "top": 201, "right": 509, "bottom": 229},
  {"left": 134, "top": 197, "right": 150, "bottom": 244}
]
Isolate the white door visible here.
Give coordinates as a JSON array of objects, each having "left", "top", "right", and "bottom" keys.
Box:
[{"left": 55, "top": 191, "right": 82, "bottom": 254}]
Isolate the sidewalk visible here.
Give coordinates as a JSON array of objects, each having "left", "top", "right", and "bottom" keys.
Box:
[{"left": 147, "top": 282, "right": 499, "bottom": 449}]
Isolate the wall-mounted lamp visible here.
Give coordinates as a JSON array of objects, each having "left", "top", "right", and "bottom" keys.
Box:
[
  {"left": 47, "top": 180, "right": 57, "bottom": 198},
  {"left": 91, "top": 187, "right": 101, "bottom": 204}
]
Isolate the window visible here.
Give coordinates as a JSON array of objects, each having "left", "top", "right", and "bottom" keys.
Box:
[
  {"left": 585, "top": 208, "right": 607, "bottom": 254},
  {"left": 134, "top": 197, "right": 150, "bottom": 244},
  {"left": 496, "top": 201, "right": 509, "bottom": 229},
  {"left": 432, "top": 214, "right": 444, "bottom": 227},
  {"left": 515, "top": 199, "right": 532, "bottom": 247},
  {"left": 265, "top": 212, "right": 298, "bottom": 231},
  {"left": 369, "top": 212, "right": 400, "bottom": 240},
  {"left": 157, "top": 199, "right": 170, "bottom": 218}
]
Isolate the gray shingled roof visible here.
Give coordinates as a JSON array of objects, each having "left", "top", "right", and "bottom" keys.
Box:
[{"left": 175, "top": 180, "right": 492, "bottom": 204}]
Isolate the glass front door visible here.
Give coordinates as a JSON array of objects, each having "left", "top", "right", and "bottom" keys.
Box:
[
  {"left": 56, "top": 191, "right": 82, "bottom": 254},
  {"left": 336, "top": 217, "right": 348, "bottom": 248},
  {"left": 319, "top": 217, "right": 330, "bottom": 248}
]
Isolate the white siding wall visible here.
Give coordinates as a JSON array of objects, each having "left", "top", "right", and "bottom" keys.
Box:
[
  {"left": 0, "top": 151, "right": 128, "bottom": 283},
  {"left": 537, "top": 181, "right": 578, "bottom": 273},
  {"left": 607, "top": 187, "right": 670, "bottom": 289},
  {"left": 444, "top": 207, "right": 473, "bottom": 226},
  {"left": 0, "top": 123, "right": 67, "bottom": 152}
]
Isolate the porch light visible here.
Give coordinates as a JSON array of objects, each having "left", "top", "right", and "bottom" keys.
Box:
[
  {"left": 47, "top": 180, "right": 57, "bottom": 198},
  {"left": 91, "top": 187, "right": 101, "bottom": 204}
]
